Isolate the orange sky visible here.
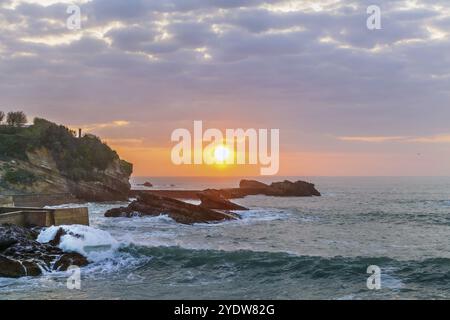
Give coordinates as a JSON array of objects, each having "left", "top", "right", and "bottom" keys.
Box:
[{"left": 109, "top": 142, "right": 450, "bottom": 177}]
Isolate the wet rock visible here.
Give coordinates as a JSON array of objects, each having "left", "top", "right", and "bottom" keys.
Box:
[
  {"left": 198, "top": 189, "right": 248, "bottom": 211},
  {"left": 142, "top": 182, "right": 153, "bottom": 187},
  {"left": 21, "top": 261, "right": 42, "bottom": 276},
  {"left": 105, "top": 193, "right": 240, "bottom": 224},
  {"left": 0, "top": 255, "right": 26, "bottom": 278},
  {"left": 0, "top": 224, "right": 89, "bottom": 278},
  {"left": 0, "top": 237, "right": 17, "bottom": 251},
  {"left": 49, "top": 227, "right": 66, "bottom": 247},
  {"left": 54, "top": 253, "right": 89, "bottom": 271}
]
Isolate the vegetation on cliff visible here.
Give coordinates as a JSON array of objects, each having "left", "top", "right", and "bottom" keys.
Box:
[{"left": 0, "top": 117, "right": 132, "bottom": 182}]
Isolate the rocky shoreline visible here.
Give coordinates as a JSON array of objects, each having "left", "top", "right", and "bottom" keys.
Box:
[
  {"left": 1, "top": 179, "right": 320, "bottom": 278},
  {"left": 106, "top": 179, "right": 321, "bottom": 224},
  {"left": 0, "top": 224, "right": 88, "bottom": 278},
  {"left": 105, "top": 192, "right": 241, "bottom": 224}
]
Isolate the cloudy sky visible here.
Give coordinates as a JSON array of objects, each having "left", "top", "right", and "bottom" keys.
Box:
[{"left": 0, "top": 0, "right": 449, "bottom": 176}]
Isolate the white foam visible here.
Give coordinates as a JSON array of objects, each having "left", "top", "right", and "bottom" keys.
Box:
[{"left": 37, "top": 225, "right": 120, "bottom": 262}]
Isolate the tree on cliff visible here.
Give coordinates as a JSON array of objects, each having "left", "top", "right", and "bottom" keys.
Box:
[
  {"left": 6, "top": 111, "right": 27, "bottom": 127},
  {"left": 0, "top": 111, "right": 4, "bottom": 123}
]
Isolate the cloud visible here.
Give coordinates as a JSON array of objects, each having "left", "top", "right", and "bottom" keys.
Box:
[
  {"left": 77, "top": 120, "right": 131, "bottom": 132},
  {"left": 338, "top": 134, "right": 450, "bottom": 144},
  {"left": 338, "top": 136, "right": 408, "bottom": 143},
  {"left": 0, "top": 0, "right": 450, "bottom": 175},
  {"left": 409, "top": 134, "right": 450, "bottom": 143}
]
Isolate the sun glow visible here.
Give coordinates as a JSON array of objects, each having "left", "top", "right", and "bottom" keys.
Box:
[{"left": 213, "top": 145, "right": 232, "bottom": 163}]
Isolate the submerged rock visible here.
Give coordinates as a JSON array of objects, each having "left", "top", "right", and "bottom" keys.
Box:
[
  {"left": 0, "top": 224, "right": 88, "bottom": 278},
  {"left": 198, "top": 189, "right": 248, "bottom": 211},
  {"left": 105, "top": 193, "right": 240, "bottom": 224}
]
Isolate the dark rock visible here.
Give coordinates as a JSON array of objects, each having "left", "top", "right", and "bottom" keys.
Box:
[
  {"left": 239, "top": 180, "right": 269, "bottom": 189},
  {"left": 21, "top": 261, "right": 42, "bottom": 276},
  {"left": 142, "top": 182, "right": 153, "bottom": 187},
  {"left": 198, "top": 189, "right": 248, "bottom": 210},
  {"left": 0, "top": 237, "right": 18, "bottom": 251},
  {"left": 0, "top": 224, "right": 89, "bottom": 278},
  {"left": 104, "top": 207, "right": 134, "bottom": 218},
  {"left": 49, "top": 227, "right": 66, "bottom": 247},
  {"left": 270, "top": 180, "right": 321, "bottom": 197},
  {"left": 0, "top": 255, "right": 26, "bottom": 278},
  {"left": 220, "top": 179, "right": 321, "bottom": 198},
  {"left": 54, "top": 253, "right": 89, "bottom": 271},
  {"left": 105, "top": 193, "right": 240, "bottom": 224}
]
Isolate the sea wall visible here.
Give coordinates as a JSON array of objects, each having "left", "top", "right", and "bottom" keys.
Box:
[
  {"left": 0, "top": 196, "right": 14, "bottom": 207},
  {"left": 0, "top": 207, "right": 89, "bottom": 227}
]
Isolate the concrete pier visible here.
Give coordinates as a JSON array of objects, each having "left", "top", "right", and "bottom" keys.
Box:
[
  {"left": 0, "top": 196, "right": 14, "bottom": 207},
  {"left": 0, "top": 207, "right": 89, "bottom": 227}
]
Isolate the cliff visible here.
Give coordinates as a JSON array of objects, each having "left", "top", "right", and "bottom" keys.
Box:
[{"left": 0, "top": 118, "right": 132, "bottom": 201}]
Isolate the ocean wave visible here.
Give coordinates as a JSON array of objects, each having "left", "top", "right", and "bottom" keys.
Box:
[
  {"left": 37, "top": 225, "right": 121, "bottom": 262},
  {"left": 123, "top": 246, "right": 450, "bottom": 293}
]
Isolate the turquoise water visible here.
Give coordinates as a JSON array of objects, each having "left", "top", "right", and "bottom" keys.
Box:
[{"left": 1, "top": 177, "right": 450, "bottom": 299}]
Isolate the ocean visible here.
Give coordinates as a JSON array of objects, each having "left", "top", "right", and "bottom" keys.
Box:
[{"left": 1, "top": 176, "right": 450, "bottom": 300}]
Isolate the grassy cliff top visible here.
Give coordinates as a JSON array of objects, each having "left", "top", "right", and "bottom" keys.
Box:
[{"left": 0, "top": 118, "right": 132, "bottom": 181}]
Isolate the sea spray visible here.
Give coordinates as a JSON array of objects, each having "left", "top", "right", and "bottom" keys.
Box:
[{"left": 37, "top": 225, "right": 120, "bottom": 262}]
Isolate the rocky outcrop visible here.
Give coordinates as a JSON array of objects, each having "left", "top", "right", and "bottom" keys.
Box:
[
  {"left": 198, "top": 189, "right": 248, "bottom": 210},
  {"left": 131, "top": 179, "right": 321, "bottom": 201},
  {"left": 105, "top": 193, "right": 240, "bottom": 224},
  {"left": 216, "top": 179, "right": 321, "bottom": 198},
  {"left": 269, "top": 180, "right": 321, "bottom": 197},
  {"left": 0, "top": 224, "right": 88, "bottom": 278},
  {"left": 141, "top": 181, "right": 153, "bottom": 187},
  {"left": 0, "top": 118, "right": 132, "bottom": 202},
  {"left": 239, "top": 180, "right": 270, "bottom": 189},
  {"left": 66, "top": 158, "right": 132, "bottom": 202}
]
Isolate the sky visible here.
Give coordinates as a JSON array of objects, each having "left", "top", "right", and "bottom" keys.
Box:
[{"left": 0, "top": 0, "right": 449, "bottom": 176}]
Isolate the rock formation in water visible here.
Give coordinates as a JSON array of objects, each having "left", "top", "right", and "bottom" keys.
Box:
[
  {"left": 0, "top": 118, "right": 132, "bottom": 201},
  {"left": 0, "top": 224, "right": 88, "bottom": 278},
  {"left": 219, "top": 179, "right": 321, "bottom": 198},
  {"left": 239, "top": 179, "right": 270, "bottom": 189},
  {"left": 197, "top": 189, "right": 248, "bottom": 210},
  {"left": 105, "top": 193, "right": 240, "bottom": 224}
]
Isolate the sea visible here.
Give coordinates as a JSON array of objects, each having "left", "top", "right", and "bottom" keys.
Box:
[{"left": 1, "top": 176, "right": 450, "bottom": 300}]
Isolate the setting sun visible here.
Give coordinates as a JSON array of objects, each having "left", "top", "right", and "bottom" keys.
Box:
[{"left": 213, "top": 145, "right": 231, "bottom": 163}]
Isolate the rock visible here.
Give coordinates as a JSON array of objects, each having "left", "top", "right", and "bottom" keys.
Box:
[
  {"left": 105, "top": 193, "right": 240, "bottom": 224},
  {"left": 104, "top": 207, "right": 134, "bottom": 218},
  {"left": 0, "top": 224, "right": 89, "bottom": 278},
  {"left": 0, "top": 118, "right": 132, "bottom": 202},
  {"left": 21, "top": 261, "right": 42, "bottom": 276},
  {"left": 49, "top": 227, "right": 66, "bottom": 247},
  {"left": 0, "top": 255, "right": 26, "bottom": 278},
  {"left": 214, "top": 179, "right": 321, "bottom": 198},
  {"left": 0, "top": 237, "right": 17, "bottom": 251},
  {"left": 270, "top": 180, "right": 321, "bottom": 197},
  {"left": 198, "top": 189, "right": 248, "bottom": 210},
  {"left": 239, "top": 180, "right": 269, "bottom": 189},
  {"left": 142, "top": 182, "right": 153, "bottom": 187},
  {"left": 54, "top": 253, "right": 89, "bottom": 271}
]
